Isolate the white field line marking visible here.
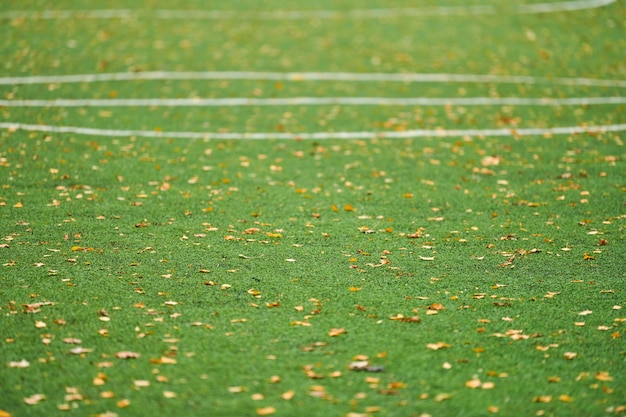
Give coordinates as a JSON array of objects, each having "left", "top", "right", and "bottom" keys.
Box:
[
  {"left": 0, "top": 0, "right": 616, "bottom": 20},
  {"left": 516, "top": 0, "right": 614, "bottom": 13},
  {"left": 1, "top": 71, "right": 625, "bottom": 88},
  {"left": 2, "top": 122, "right": 625, "bottom": 140},
  {"left": 1, "top": 97, "right": 625, "bottom": 107}
]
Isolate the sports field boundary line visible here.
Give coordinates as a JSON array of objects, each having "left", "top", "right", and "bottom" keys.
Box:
[
  {"left": 2, "top": 122, "right": 624, "bottom": 141},
  {"left": 1, "top": 71, "right": 625, "bottom": 88},
  {"left": 1, "top": 96, "right": 624, "bottom": 107},
  {"left": 0, "top": 0, "right": 616, "bottom": 20}
]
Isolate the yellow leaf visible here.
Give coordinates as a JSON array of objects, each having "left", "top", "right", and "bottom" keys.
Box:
[
  {"left": 434, "top": 393, "right": 451, "bottom": 402},
  {"left": 465, "top": 378, "right": 482, "bottom": 389},
  {"left": 426, "top": 342, "right": 451, "bottom": 350},
  {"left": 116, "top": 399, "right": 130, "bottom": 408},
  {"left": 595, "top": 372, "right": 613, "bottom": 381},
  {"left": 256, "top": 407, "right": 276, "bottom": 416},
  {"left": 532, "top": 396, "right": 552, "bottom": 403},
  {"left": 328, "top": 328, "right": 347, "bottom": 337},
  {"left": 281, "top": 390, "right": 294, "bottom": 400},
  {"left": 149, "top": 356, "right": 176, "bottom": 364},
  {"left": 558, "top": 394, "right": 574, "bottom": 402}
]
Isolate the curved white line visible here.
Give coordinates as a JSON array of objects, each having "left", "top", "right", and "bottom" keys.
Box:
[
  {"left": 1, "top": 96, "right": 624, "bottom": 107},
  {"left": 1, "top": 122, "right": 624, "bottom": 140},
  {"left": 0, "top": 0, "right": 616, "bottom": 20},
  {"left": 1, "top": 71, "right": 624, "bottom": 88}
]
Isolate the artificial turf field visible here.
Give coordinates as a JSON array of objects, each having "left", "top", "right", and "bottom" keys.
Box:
[{"left": 0, "top": 1, "right": 625, "bottom": 416}]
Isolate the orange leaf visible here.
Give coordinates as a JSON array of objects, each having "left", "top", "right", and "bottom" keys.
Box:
[
  {"left": 328, "top": 328, "right": 347, "bottom": 337},
  {"left": 256, "top": 406, "right": 276, "bottom": 416},
  {"left": 465, "top": 378, "right": 482, "bottom": 389}
]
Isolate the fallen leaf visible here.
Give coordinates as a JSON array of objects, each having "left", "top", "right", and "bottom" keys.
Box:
[
  {"left": 428, "top": 303, "right": 445, "bottom": 311},
  {"left": 349, "top": 361, "right": 369, "bottom": 370},
  {"left": 23, "top": 394, "right": 46, "bottom": 405},
  {"left": 426, "top": 342, "right": 452, "bottom": 350},
  {"left": 435, "top": 393, "right": 451, "bottom": 402},
  {"left": 532, "top": 396, "right": 552, "bottom": 403},
  {"left": 8, "top": 359, "right": 30, "bottom": 368},
  {"left": 328, "top": 328, "right": 347, "bottom": 337},
  {"left": 481, "top": 155, "right": 500, "bottom": 166},
  {"left": 256, "top": 406, "right": 276, "bottom": 416},
  {"left": 595, "top": 372, "right": 613, "bottom": 381},
  {"left": 69, "top": 347, "right": 93, "bottom": 355},
  {"left": 116, "top": 399, "right": 130, "bottom": 408},
  {"left": 115, "top": 351, "right": 140, "bottom": 359},
  {"left": 150, "top": 356, "right": 177, "bottom": 364},
  {"left": 465, "top": 378, "right": 482, "bottom": 389},
  {"left": 281, "top": 390, "right": 295, "bottom": 400}
]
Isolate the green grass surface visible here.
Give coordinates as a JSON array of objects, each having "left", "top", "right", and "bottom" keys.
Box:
[{"left": 1, "top": 1, "right": 625, "bottom": 416}]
